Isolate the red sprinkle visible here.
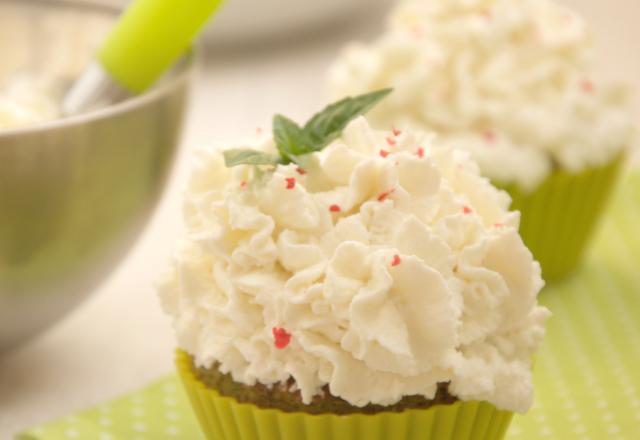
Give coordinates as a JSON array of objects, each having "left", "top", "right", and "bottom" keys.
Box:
[
  {"left": 240, "top": 180, "right": 248, "bottom": 188},
  {"left": 377, "top": 189, "right": 395, "bottom": 202},
  {"left": 379, "top": 149, "right": 390, "bottom": 158},
  {"left": 285, "top": 177, "right": 296, "bottom": 189},
  {"left": 463, "top": 206, "right": 473, "bottom": 215},
  {"left": 256, "top": 127, "right": 263, "bottom": 134},
  {"left": 272, "top": 327, "right": 292, "bottom": 349},
  {"left": 581, "top": 79, "right": 595, "bottom": 94},
  {"left": 416, "top": 147, "right": 425, "bottom": 158},
  {"left": 562, "top": 12, "right": 574, "bottom": 24},
  {"left": 386, "top": 136, "right": 397, "bottom": 146},
  {"left": 482, "top": 130, "right": 496, "bottom": 143},
  {"left": 392, "top": 127, "right": 402, "bottom": 137},
  {"left": 296, "top": 167, "right": 306, "bottom": 175},
  {"left": 391, "top": 255, "right": 402, "bottom": 267},
  {"left": 494, "top": 222, "right": 504, "bottom": 228},
  {"left": 329, "top": 204, "right": 341, "bottom": 213}
]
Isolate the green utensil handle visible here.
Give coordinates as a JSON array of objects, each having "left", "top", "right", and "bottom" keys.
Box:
[{"left": 98, "top": 0, "right": 224, "bottom": 94}]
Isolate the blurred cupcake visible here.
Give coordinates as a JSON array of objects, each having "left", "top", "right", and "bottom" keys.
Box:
[
  {"left": 158, "top": 92, "right": 549, "bottom": 440},
  {"left": 329, "top": 0, "right": 635, "bottom": 281}
]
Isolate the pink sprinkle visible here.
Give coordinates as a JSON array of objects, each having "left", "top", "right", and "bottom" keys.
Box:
[
  {"left": 285, "top": 177, "right": 296, "bottom": 190},
  {"left": 296, "top": 167, "right": 307, "bottom": 175},
  {"left": 329, "top": 204, "right": 341, "bottom": 213},
  {"left": 581, "top": 79, "right": 595, "bottom": 94},
  {"left": 386, "top": 136, "right": 397, "bottom": 147},
  {"left": 377, "top": 189, "right": 395, "bottom": 202},
  {"left": 380, "top": 149, "right": 390, "bottom": 158},
  {"left": 256, "top": 127, "right": 263, "bottom": 134},
  {"left": 562, "top": 12, "right": 574, "bottom": 25},
  {"left": 272, "top": 327, "right": 292, "bottom": 349},
  {"left": 480, "top": 9, "right": 492, "bottom": 21},
  {"left": 463, "top": 206, "right": 473, "bottom": 215},
  {"left": 391, "top": 255, "right": 402, "bottom": 267},
  {"left": 482, "top": 130, "right": 496, "bottom": 143},
  {"left": 494, "top": 222, "right": 504, "bottom": 228},
  {"left": 410, "top": 25, "right": 424, "bottom": 38},
  {"left": 392, "top": 126, "right": 402, "bottom": 137},
  {"left": 416, "top": 147, "right": 425, "bottom": 158},
  {"left": 240, "top": 180, "right": 248, "bottom": 188}
]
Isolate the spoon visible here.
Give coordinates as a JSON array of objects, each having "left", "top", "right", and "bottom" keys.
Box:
[{"left": 63, "top": 0, "right": 224, "bottom": 115}]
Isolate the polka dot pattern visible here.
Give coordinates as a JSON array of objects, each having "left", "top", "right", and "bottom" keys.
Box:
[
  {"left": 509, "top": 173, "right": 640, "bottom": 439},
  {"left": 17, "top": 174, "right": 640, "bottom": 439},
  {"left": 17, "top": 377, "right": 204, "bottom": 440}
]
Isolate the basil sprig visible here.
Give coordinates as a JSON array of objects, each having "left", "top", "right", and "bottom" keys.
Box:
[{"left": 223, "top": 88, "right": 392, "bottom": 168}]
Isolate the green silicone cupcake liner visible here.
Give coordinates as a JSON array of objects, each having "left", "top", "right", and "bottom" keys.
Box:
[
  {"left": 499, "top": 155, "right": 623, "bottom": 283},
  {"left": 176, "top": 350, "right": 514, "bottom": 440}
]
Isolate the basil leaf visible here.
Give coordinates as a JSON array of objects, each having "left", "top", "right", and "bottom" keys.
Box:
[
  {"left": 273, "top": 114, "right": 312, "bottom": 165},
  {"left": 223, "top": 149, "right": 280, "bottom": 167},
  {"left": 223, "top": 89, "right": 394, "bottom": 169},
  {"left": 303, "top": 88, "right": 393, "bottom": 150}
]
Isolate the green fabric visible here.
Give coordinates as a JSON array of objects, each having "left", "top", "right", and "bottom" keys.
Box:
[
  {"left": 19, "top": 173, "right": 640, "bottom": 439},
  {"left": 500, "top": 156, "right": 623, "bottom": 283}
]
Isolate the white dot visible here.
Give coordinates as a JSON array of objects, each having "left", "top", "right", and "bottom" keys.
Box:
[
  {"left": 602, "top": 412, "right": 614, "bottom": 422},
  {"left": 574, "top": 424, "right": 586, "bottom": 434},
  {"left": 165, "top": 411, "right": 179, "bottom": 421},
  {"left": 132, "top": 407, "right": 145, "bottom": 417},
  {"left": 596, "top": 400, "right": 608, "bottom": 409},
  {"left": 166, "top": 426, "right": 180, "bottom": 436},
  {"left": 608, "top": 425, "right": 621, "bottom": 434},
  {"left": 133, "top": 422, "right": 147, "bottom": 433},
  {"left": 568, "top": 412, "right": 580, "bottom": 422},
  {"left": 65, "top": 429, "right": 79, "bottom": 438},
  {"left": 100, "top": 433, "right": 113, "bottom": 440},
  {"left": 164, "top": 397, "right": 176, "bottom": 406},
  {"left": 163, "top": 383, "right": 177, "bottom": 393},
  {"left": 540, "top": 426, "right": 552, "bottom": 437},
  {"left": 535, "top": 413, "right": 547, "bottom": 422},
  {"left": 99, "top": 417, "right": 112, "bottom": 427}
]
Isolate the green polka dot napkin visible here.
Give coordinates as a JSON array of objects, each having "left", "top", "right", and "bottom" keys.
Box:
[
  {"left": 18, "top": 174, "right": 640, "bottom": 440},
  {"left": 17, "top": 378, "right": 203, "bottom": 440}
]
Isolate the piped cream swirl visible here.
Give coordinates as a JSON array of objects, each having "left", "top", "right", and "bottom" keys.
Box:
[
  {"left": 158, "top": 117, "right": 549, "bottom": 412},
  {"left": 329, "top": 0, "right": 634, "bottom": 191}
]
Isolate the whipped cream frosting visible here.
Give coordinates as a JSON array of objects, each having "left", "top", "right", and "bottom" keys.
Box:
[
  {"left": 329, "top": 0, "right": 634, "bottom": 191},
  {"left": 0, "top": 75, "right": 60, "bottom": 129},
  {"left": 158, "top": 117, "right": 549, "bottom": 412}
]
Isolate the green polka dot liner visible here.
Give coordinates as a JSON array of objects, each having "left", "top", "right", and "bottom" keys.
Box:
[{"left": 18, "top": 173, "right": 640, "bottom": 440}]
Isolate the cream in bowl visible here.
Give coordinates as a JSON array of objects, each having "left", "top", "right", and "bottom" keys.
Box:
[{"left": 0, "top": 0, "right": 192, "bottom": 353}]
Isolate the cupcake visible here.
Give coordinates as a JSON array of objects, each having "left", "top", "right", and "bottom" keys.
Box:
[
  {"left": 329, "top": 0, "right": 635, "bottom": 281},
  {"left": 158, "top": 91, "right": 549, "bottom": 439}
]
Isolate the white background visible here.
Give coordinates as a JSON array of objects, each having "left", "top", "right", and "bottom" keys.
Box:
[{"left": 1, "top": 0, "right": 638, "bottom": 437}]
